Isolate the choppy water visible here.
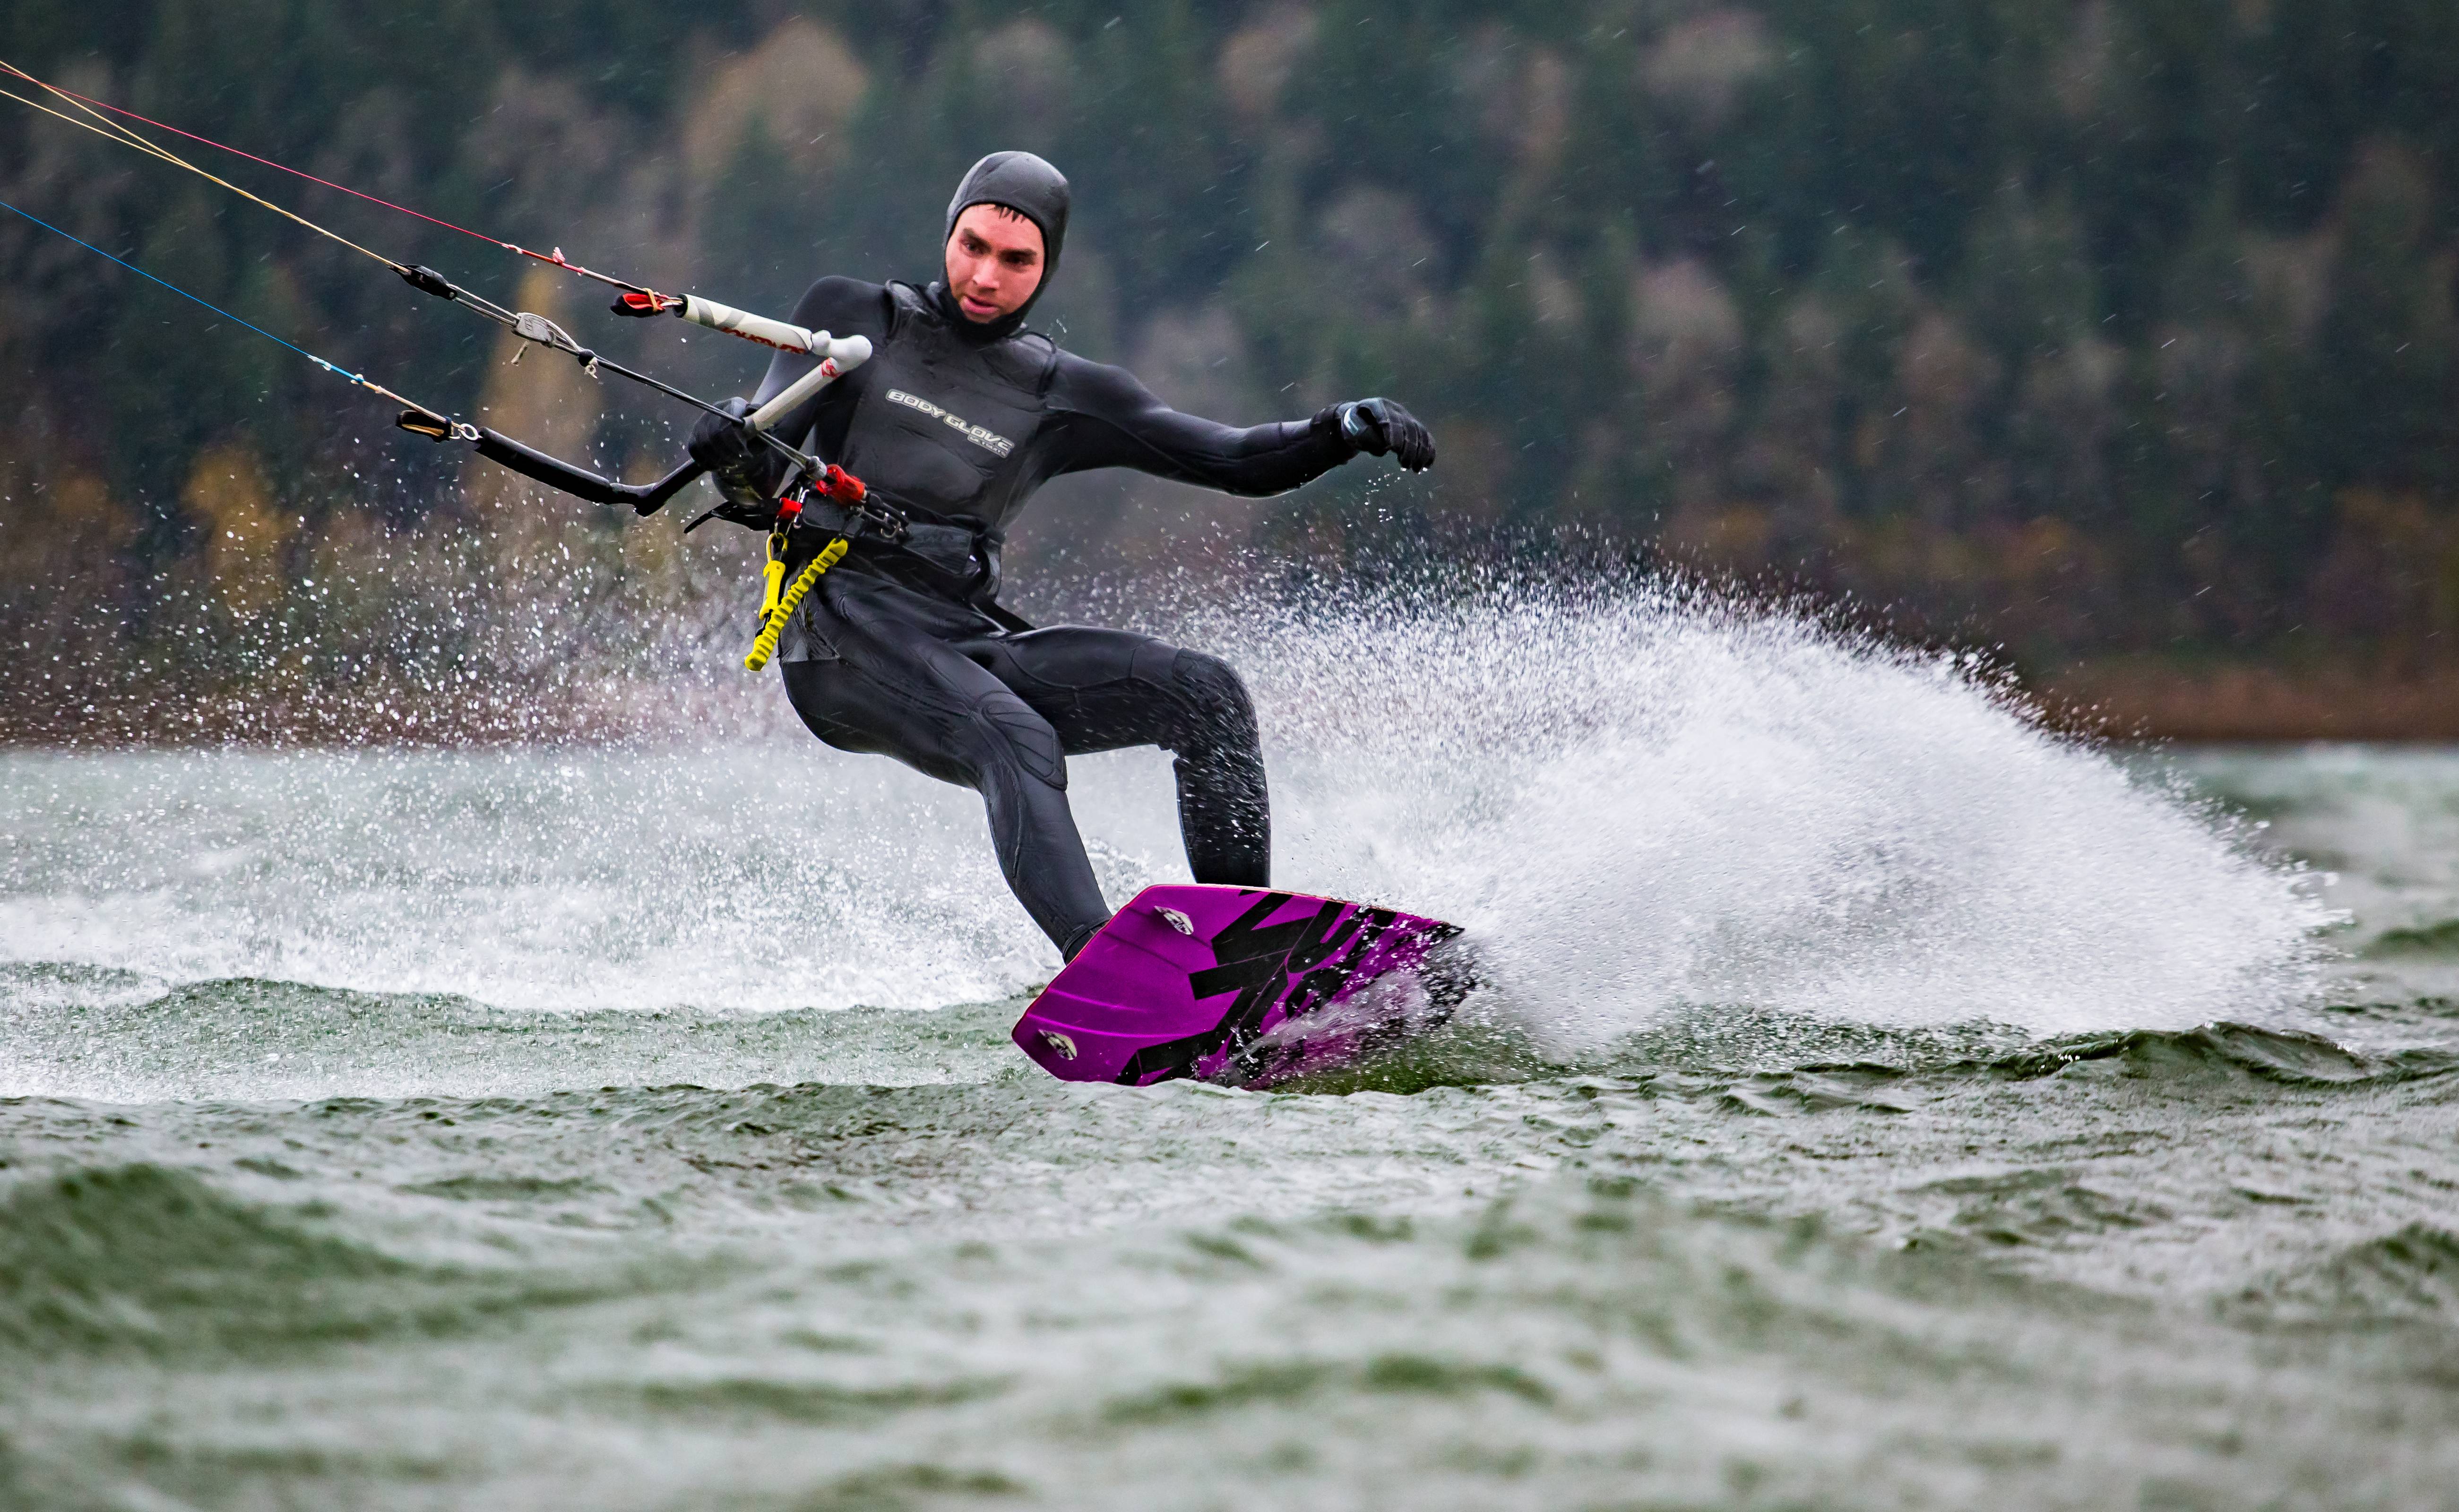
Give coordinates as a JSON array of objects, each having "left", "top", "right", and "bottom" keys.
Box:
[{"left": 5, "top": 588, "right": 2458, "bottom": 1510}]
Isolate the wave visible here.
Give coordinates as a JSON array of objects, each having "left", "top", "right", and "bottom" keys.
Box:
[
  {"left": 2237, "top": 1224, "right": 2459, "bottom": 1323},
  {"left": 1178, "top": 575, "right": 2328, "bottom": 1050},
  {"left": 0, "top": 574, "right": 2328, "bottom": 1080},
  {"left": 0, "top": 1162, "right": 702, "bottom": 1357},
  {"left": 1969, "top": 1021, "right": 2459, "bottom": 1088},
  {"left": 0, "top": 967, "right": 1029, "bottom": 1101},
  {"left": 12, "top": 969, "right": 2427, "bottom": 1111},
  {"left": 2365, "top": 919, "right": 2459, "bottom": 957}
]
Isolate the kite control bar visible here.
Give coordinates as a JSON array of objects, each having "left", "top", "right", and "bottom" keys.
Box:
[
  {"left": 613, "top": 290, "right": 854, "bottom": 358},
  {"left": 397, "top": 332, "right": 873, "bottom": 515}
]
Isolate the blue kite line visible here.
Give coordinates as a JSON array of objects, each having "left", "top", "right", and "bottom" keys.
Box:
[{"left": 0, "top": 194, "right": 365, "bottom": 384}]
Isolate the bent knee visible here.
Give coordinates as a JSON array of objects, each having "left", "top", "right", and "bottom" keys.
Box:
[
  {"left": 1167, "top": 650, "right": 1260, "bottom": 744},
  {"left": 1171, "top": 650, "right": 1252, "bottom": 713}
]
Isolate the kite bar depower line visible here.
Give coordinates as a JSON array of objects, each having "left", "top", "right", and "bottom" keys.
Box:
[
  {"left": 0, "top": 60, "right": 673, "bottom": 301},
  {"left": 0, "top": 57, "right": 834, "bottom": 352},
  {"left": 0, "top": 55, "right": 871, "bottom": 513},
  {"left": 0, "top": 194, "right": 440, "bottom": 419}
]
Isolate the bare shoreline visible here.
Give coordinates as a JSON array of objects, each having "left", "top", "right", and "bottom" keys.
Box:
[{"left": 2038, "top": 662, "right": 2459, "bottom": 744}]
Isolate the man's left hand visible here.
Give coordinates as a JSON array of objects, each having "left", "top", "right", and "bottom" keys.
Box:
[{"left": 1337, "top": 398, "right": 1436, "bottom": 472}]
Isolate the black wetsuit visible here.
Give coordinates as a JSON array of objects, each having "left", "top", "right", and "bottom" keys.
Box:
[{"left": 729, "top": 275, "right": 1355, "bottom": 957}]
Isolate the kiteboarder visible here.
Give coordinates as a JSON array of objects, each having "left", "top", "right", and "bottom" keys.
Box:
[{"left": 687, "top": 151, "right": 1436, "bottom": 960}]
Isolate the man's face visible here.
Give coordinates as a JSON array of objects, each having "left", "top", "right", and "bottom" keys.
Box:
[{"left": 944, "top": 203, "right": 1046, "bottom": 323}]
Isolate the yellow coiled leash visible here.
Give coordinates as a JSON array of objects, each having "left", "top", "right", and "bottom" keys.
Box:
[
  {"left": 742, "top": 462, "right": 870, "bottom": 672},
  {"left": 744, "top": 533, "right": 847, "bottom": 670}
]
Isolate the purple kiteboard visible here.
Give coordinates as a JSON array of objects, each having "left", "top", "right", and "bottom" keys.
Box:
[{"left": 1012, "top": 885, "right": 1469, "bottom": 1090}]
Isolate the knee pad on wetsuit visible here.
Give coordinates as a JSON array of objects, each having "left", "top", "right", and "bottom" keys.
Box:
[
  {"left": 1166, "top": 650, "right": 1260, "bottom": 747},
  {"left": 976, "top": 693, "right": 1068, "bottom": 790}
]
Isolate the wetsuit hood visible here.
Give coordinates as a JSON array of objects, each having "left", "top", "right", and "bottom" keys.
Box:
[{"left": 939, "top": 150, "right": 1069, "bottom": 341}]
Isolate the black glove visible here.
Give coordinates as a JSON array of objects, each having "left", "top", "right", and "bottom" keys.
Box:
[
  {"left": 1336, "top": 397, "right": 1435, "bottom": 472},
  {"left": 687, "top": 397, "right": 782, "bottom": 501}
]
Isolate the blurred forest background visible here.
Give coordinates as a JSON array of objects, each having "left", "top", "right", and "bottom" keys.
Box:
[{"left": 3, "top": 0, "right": 2457, "bottom": 739}]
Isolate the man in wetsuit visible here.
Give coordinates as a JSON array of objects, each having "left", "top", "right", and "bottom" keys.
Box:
[{"left": 689, "top": 151, "right": 1435, "bottom": 960}]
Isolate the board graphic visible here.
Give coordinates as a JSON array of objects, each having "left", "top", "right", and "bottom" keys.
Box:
[{"left": 1012, "top": 885, "right": 1468, "bottom": 1089}]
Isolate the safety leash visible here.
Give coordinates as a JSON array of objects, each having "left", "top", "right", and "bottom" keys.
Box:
[
  {"left": 0, "top": 196, "right": 450, "bottom": 423},
  {"left": 744, "top": 464, "right": 870, "bottom": 671},
  {"left": 746, "top": 541, "right": 850, "bottom": 672}
]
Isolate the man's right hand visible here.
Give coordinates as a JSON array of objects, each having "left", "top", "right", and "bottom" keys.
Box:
[{"left": 688, "top": 397, "right": 773, "bottom": 494}]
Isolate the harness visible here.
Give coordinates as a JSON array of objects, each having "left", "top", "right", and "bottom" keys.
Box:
[
  {"left": 682, "top": 278, "right": 1045, "bottom": 638},
  {"left": 685, "top": 487, "right": 1030, "bottom": 639},
  {"left": 852, "top": 281, "right": 1054, "bottom": 622}
]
